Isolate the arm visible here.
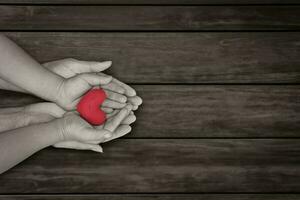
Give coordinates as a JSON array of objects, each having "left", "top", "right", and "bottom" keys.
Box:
[
  {"left": 0, "top": 103, "right": 134, "bottom": 174},
  {"left": 0, "top": 120, "right": 61, "bottom": 174},
  {"left": 0, "top": 55, "right": 142, "bottom": 110},
  {"left": 0, "top": 34, "right": 64, "bottom": 101},
  {"left": 0, "top": 35, "right": 113, "bottom": 110}
]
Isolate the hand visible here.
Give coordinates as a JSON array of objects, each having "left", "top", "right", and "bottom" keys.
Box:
[
  {"left": 54, "top": 72, "right": 113, "bottom": 110},
  {"left": 23, "top": 102, "right": 136, "bottom": 152},
  {"left": 54, "top": 104, "right": 133, "bottom": 152},
  {"left": 43, "top": 58, "right": 142, "bottom": 110}
]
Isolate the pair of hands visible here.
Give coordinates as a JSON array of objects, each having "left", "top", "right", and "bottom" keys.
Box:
[{"left": 22, "top": 58, "right": 142, "bottom": 152}]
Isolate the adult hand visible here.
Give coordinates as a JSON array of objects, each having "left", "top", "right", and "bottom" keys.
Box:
[
  {"left": 43, "top": 58, "right": 142, "bottom": 110},
  {"left": 54, "top": 72, "right": 113, "bottom": 110}
]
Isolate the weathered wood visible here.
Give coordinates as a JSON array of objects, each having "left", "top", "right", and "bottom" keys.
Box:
[
  {"left": 0, "top": 139, "right": 300, "bottom": 193},
  {"left": 5, "top": 32, "right": 300, "bottom": 84},
  {"left": 1, "top": 0, "right": 300, "bottom": 4},
  {"left": 0, "top": 6, "right": 300, "bottom": 30},
  {"left": 0, "top": 85, "right": 299, "bottom": 138},
  {"left": 0, "top": 194, "right": 300, "bottom": 200}
]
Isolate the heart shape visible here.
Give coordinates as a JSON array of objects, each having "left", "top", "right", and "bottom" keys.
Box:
[{"left": 77, "top": 89, "right": 107, "bottom": 125}]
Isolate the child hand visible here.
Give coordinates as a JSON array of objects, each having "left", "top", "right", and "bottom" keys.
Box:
[
  {"left": 54, "top": 104, "right": 133, "bottom": 144},
  {"left": 23, "top": 103, "right": 135, "bottom": 153}
]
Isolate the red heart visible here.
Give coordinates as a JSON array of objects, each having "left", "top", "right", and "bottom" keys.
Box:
[{"left": 77, "top": 89, "right": 107, "bottom": 125}]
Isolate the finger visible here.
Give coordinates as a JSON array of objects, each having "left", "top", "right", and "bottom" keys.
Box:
[
  {"left": 128, "top": 96, "right": 143, "bottom": 107},
  {"left": 101, "top": 107, "right": 114, "bottom": 114},
  {"left": 104, "top": 104, "right": 132, "bottom": 132},
  {"left": 112, "top": 78, "right": 136, "bottom": 97},
  {"left": 103, "top": 125, "right": 132, "bottom": 143},
  {"left": 84, "top": 128, "right": 112, "bottom": 142},
  {"left": 102, "top": 99, "right": 126, "bottom": 109},
  {"left": 26, "top": 113, "right": 56, "bottom": 127},
  {"left": 101, "top": 81, "right": 125, "bottom": 94},
  {"left": 81, "top": 60, "right": 112, "bottom": 73},
  {"left": 104, "top": 90, "right": 127, "bottom": 103},
  {"left": 77, "top": 73, "right": 112, "bottom": 86},
  {"left": 25, "top": 102, "right": 66, "bottom": 118},
  {"left": 92, "top": 125, "right": 132, "bottom": 144},
  {"left": 105, "top": 109, "right": 119, "bottom": 119},
  {"left": 122, "top": 114, "right": 136, "bottom": 125},
  {"left": 106, "top": 109, "right": 136, "bottom": 121},
  {"left": 53, "top": 141, "right": 103, "bottom": 153}
]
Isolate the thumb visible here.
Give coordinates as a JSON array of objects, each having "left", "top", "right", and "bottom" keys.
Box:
[
  {"left": 81, "top": 60, "right": 112, "bottom": 73},
  {"left": 76, "top": 73, "right": 112, "bottom": 86},
  {"left": 84, "top": 127, "right": 112, "bottom": 142},
  {"left": 53, "top": 141, "right": 103, "bottom": 153},
  {"left": 104, "top": 104, "right": 133, "bottom": 132}
]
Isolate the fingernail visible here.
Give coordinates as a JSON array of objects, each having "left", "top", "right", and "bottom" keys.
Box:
[
  {"left": 93, "top": 147, "right": 103, "bottom": 153},
  {"left": 104, "top": 133, "right": 112, "bottom": 138},
  {"left": 104, "top": 76, "right": 113, "bottom": 83},
  {"left": 125, "top": 104, "right": 133, "bottom": 113},
  {"left": 138, "top": 97, "right": 143, "bottom": 105},
  {"left": 105, "top": 75, "right": 112, "bottom": 79},
  {"left": 121, "top": 96, "right": 127, "bottom": 103},
  {"left": 128, "top": 104, "right": 133, "bottom": 110},
  {"left": 119, "top": 88, "right": 126, "bottom": 94},
  {"left": 102, "top": 61, "right": 112, "bottom": 66}
]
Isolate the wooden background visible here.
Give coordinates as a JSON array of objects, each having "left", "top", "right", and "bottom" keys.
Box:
[{"left": 0, "top": 1, "right": 299, "bottom": 199}]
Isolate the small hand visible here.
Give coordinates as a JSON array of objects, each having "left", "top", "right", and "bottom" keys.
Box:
[
  {"left": 24, "top": 102, "right": 135, "bottom": 153},
  {"left": 54, "top": 105, "right": 132, "bottom": 147}
]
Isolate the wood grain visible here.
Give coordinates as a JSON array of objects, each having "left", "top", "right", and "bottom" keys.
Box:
[
  {"left": 0, "top": 6, "right": 300, "bottom": 30},
  {"left": 5, "top": 32, "right": 300, "bottom": 84},
  {"left": 0, "top": 85, "right": 299, "bottom": 138},
  {"left": 0, "top": 0, "right": 300, "bottom": 4},
  {"left": 0, "top": 139, "right": 300, "bottom": 193},
  {"left": 0, "top": 194, "right": 300, "bottom": 200}
]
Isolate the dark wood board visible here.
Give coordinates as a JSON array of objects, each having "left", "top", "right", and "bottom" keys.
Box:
[
  {"left": 5, "top": 32, "right": 300, "bottom": 84},
  {"left": 1, "top": 0, "right": 300, "bottom": 4},
  {"left": 0, "top": 6, "right": 300, "bottom": 30},
  {"left": 0, "top": 139, "right": 300, "bottom": 193},
  {"left": 0, "top": 85, "right": 299, "bottom": 138},
  {"left": 0, "top": 194, "right": 300, "bottom": 200}
]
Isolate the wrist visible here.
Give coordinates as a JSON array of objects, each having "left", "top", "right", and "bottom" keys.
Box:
[
  {"left": 50, "top": 76, "right": 65, "bottom": 104},
  {"left": 51, "top": 117, "right": 66, "bottom": 142}
]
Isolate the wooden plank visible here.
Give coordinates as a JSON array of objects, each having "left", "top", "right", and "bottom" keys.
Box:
[
  {"left": 5, "top": 32, "right": 300, "bottom": 84},
  {"left": 0, "top": 85, "right": 299, "bottom": 138},
  {"left": 1, "top": 0, "right": 300, "bottom": 5},
  {"left": 0, "top": 139, "right": 300, "bottom": 193},
  {"left": 0, "top": 6, "right": 300, "bottom": 30},
  {"left": 0, "top": 194, "right": 300, "bottom": 200}
]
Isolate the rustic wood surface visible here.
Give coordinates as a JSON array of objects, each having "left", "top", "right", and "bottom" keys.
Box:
[
  {"left": 0, "top": 139, "right": 300, "bottom": 193},
  {"left": 0, "top": 194, "right": 300, "bottom": 200},
  {"left": 0, "top": 6, "right": 300, "bottom": 30},
  {"left": 0, "top": 2, "right": 299, "bottom": 199},
  {"left": 5, "top": 32, "right": 300, "bottom": 84},
  {"left": 0, "top": 85, "right": 299, "bottom": 138},
  {"left": 1, "top": 0, "right": 300, "bottom": 4}
]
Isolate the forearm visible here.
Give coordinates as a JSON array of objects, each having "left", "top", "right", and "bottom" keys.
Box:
[
  {"left": 0, "top": 34, "right": 63, "bottom": 101},
  {"left": 0, "top": 77, "right": 27, "bottom": 93},
  {"left": 0, "top": 120, "right": 61, "bottom": 174},
  {"left": 0, "top": 106, "right": 55, "bottom": 132},
  {"left": 0, "top": 107, "right": 27, "bottom": 132}
]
